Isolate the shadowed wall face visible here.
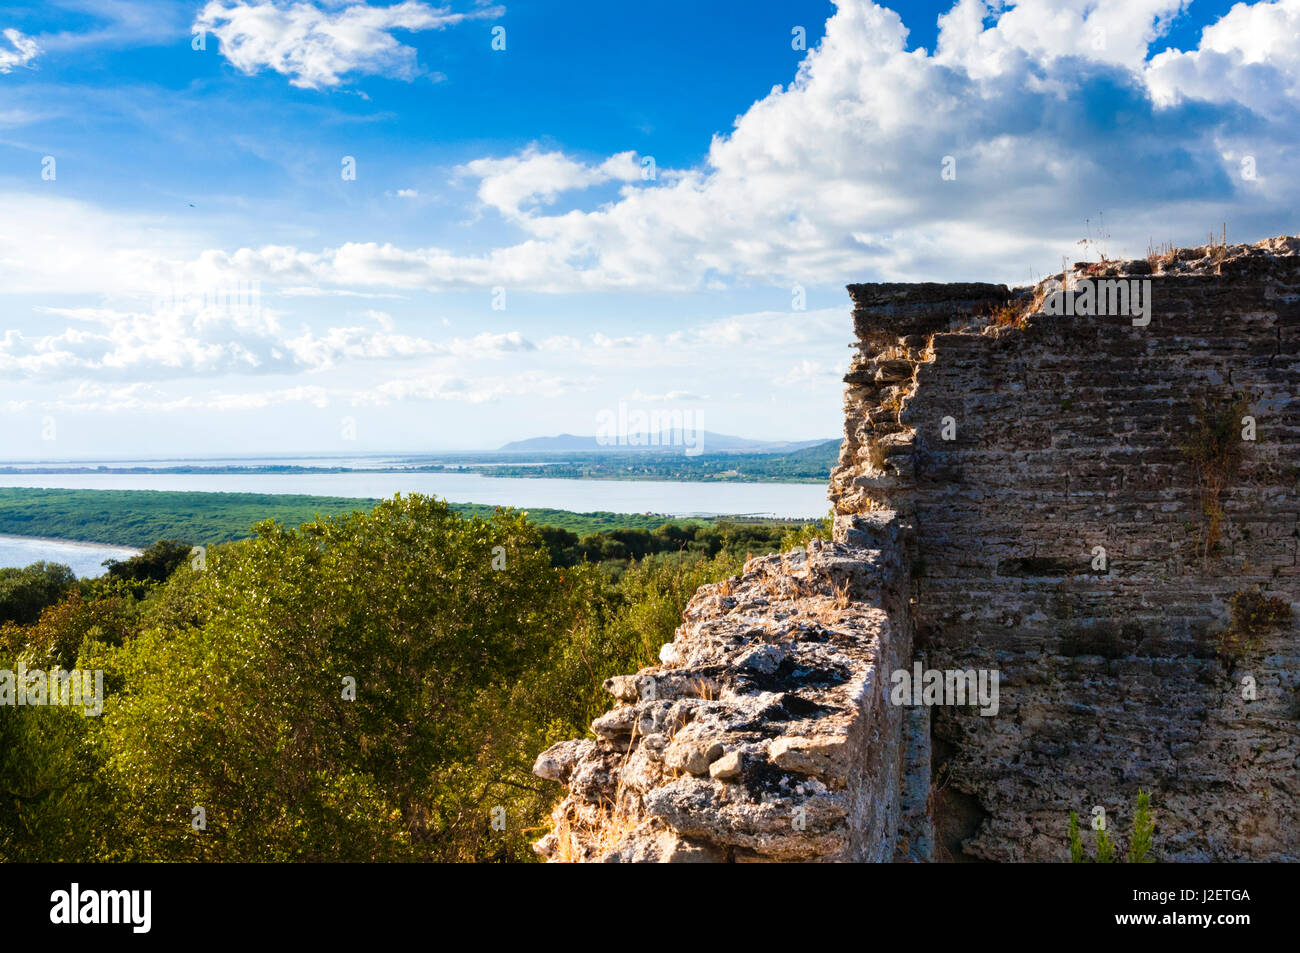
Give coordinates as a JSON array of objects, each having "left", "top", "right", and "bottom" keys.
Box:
[{"left": 832, "top": 239, "right": 1300, "bottom": 861}]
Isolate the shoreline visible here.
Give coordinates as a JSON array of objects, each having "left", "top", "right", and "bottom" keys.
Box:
[{"left": 0, "top": 532, "right": 143, "bottom": 555}]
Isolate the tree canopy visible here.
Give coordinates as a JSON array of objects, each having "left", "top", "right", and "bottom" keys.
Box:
[{"left": 0, "top": 494, "right": 790, "bottom": 861}]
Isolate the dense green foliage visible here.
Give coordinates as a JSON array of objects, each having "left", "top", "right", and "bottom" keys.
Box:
[
  {"left": 0, "top": 494, "right": 808, "bottom": 861},
  {"left": 0, "top": 562, "right": 76, "bottom": 626},
  {"left": 0, "top": 488, "right": 378, "bottom": 548},
  {"left": 102, "top": 540, "right": 195, "bottom": 586},
  {"left": 541, "top": 520, "right": 805, "bottom": 574},
  {"left": 0, "top": 487, "right": 738, "bottom": 549}
]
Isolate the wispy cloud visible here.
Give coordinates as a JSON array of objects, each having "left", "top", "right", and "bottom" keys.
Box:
[
  {"left": 42, "top": 370, "right": 585, "bottom": 413},
  {"left": 195, "top": 0, "right": 505, "bottom": 90},
  {"left": 33, "top": 1, "right": 191, "bottom": 53},
  {"left": 6, "top": 304, "right": 536, "bottom": 381},
  {"left": 0, "top": 28, "right": 41, "bottom": 73}
]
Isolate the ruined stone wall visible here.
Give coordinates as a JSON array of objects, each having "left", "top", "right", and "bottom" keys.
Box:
[
  {"left": 536, "top": 235, "right": 1299, "bottom": 863},
  {"left": 833, "top": 236, "right": 1300, "bottom": 861},
  {"left": 533, "top": 513, "right": 926, "bottom": 862}
]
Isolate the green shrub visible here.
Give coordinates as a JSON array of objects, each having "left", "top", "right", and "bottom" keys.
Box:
[
  {"left": 781, "top": 510, "right": 833, "bottom": 551},
  {"left": 1068, "top": 790, "right": 1156, "bottom": 863}
]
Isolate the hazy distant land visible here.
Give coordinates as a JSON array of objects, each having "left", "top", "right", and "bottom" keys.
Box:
[{"left": 0, "top": 436, "right": 840, "bottom": 485}]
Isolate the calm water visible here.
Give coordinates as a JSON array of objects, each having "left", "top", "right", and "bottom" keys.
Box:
[
  {"left": 0, "top": 534, "right": 140, "bottom": 577},
  {"left": 0, "top": 471, "right": 830, "bottom": 519}
]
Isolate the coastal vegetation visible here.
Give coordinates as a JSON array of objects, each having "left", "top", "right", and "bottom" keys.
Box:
[
  {"left": 0, "top": 495, "right": 827, "bottom": 861},
  {"left": 0, "top": 487, "right": 742, "bottom": 550}
]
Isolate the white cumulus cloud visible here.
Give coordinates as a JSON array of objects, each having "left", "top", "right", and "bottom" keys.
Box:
[
  {"left": 4, "top": 0, "right": 1300, "bottom": 305},
  {"left": 460, "top": 146, "right": 644, "bottom": 218},
  {"left": 138, "top": 0, "right": 1300, "bottom": 295}
]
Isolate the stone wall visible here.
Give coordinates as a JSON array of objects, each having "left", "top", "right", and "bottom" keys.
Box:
[
  {"left": 532, "top": 512, "right": 924, "bottom": 862},
  {"left": 535, "top": 235, "right": 1299, "bottom": 862},
  {"left": 832, "top": 235, "right": 1300, "bottom": 861}
]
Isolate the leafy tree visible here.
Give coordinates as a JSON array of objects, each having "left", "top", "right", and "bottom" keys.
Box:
[
  {"left": 0, "top": 686, "right": 112, "bottom": 862},
  {"left": 101, "top": 539, "right": 193, "bottom": 586},
  {"left": 99, "top": 496, "right": 588, "bottom": 860},
  {"left": 538, "top": 526, "right": 580, "bottom": 567},
  {"left": 0, "top": 620, "right": 124, "bottom": 861},
  {"left": 0, "top": 562, "right": 76, "bottom": 626},
  {"left": 1, "top": 587, "right": 139, "bottom": 670}
]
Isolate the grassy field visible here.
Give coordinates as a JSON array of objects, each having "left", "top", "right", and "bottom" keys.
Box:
[{"left": 0, "top": 487, "right": 734, "bottom": 548}]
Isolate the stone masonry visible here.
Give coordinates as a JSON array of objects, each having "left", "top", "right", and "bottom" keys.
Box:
[{"left": 535, "top": 235, "right": 1300, "bottom": 862}]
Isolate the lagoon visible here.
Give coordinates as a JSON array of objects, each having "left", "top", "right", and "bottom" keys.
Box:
[
  {"left": 0, "top": 534, "right": 141, "bottom": 577},
  {"left": 0, "top": 471, "right": 830, "bottom": 521}
]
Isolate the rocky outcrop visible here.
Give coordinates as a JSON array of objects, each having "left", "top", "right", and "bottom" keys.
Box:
[{"left": 535, "top": 234, "right": 1300, "bottom": 862}]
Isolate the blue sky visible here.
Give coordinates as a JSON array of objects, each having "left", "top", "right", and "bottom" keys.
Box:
[{"left": 0, "top": 0, "right": 1296, "bottom": 458}]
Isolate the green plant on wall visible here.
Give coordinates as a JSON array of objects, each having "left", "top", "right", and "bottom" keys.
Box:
[
  {"left": 1068, "top": 790, "right": 1155, "bottom": 862},
  {"left": 1180, "top": 391, "right": 1252, "bottom": 569},
  {"left": 1127, "top": 791, "right": 1155, "bottom": 863},
  {"left": 1067, "top": 811, "right": 1085, "bottom": 863},
  {"left": 1213, "top": 587, "right": 1293, "bottom": 660}
]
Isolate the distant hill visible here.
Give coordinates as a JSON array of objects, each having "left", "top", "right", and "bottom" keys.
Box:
[
  {"left": 498, "top": 432, "right": 833, "bottom": 454},
  {"left": 778, "top": 438, "right": 842, "bottom": 467}
]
